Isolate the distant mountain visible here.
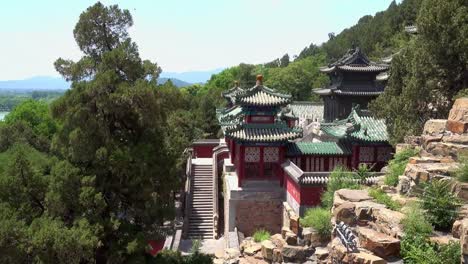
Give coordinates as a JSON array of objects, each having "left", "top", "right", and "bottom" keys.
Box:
[
  {"left": 0, "top": 68, "right": 225, "bottom": 92},
  {"left": 158, "top": 78, "right": 193, "bottom": 88},
  {"left": 160, "top": 68, "right": 224, "bottom": 84},
  {"left": 0, "top": 76, "right": 70, "bottom": 91}
]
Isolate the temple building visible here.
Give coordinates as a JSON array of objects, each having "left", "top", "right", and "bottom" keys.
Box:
[
  {"left": 184, "top": 55, "right": 393, "bottom": 239},
  {"left": 314, "top": 47, "right": 389, "bottom": 122}
]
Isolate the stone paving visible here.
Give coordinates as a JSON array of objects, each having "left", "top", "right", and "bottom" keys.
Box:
[{"left": 179, "top": 236, "right": 225, "bottom": 257}]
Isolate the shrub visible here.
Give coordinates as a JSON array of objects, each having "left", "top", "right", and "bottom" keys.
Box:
[
  {"left": 153, "top": 250, "right": 213, "bottom": 264},
  {"left": 384, "top": 148, "right": 419, "bottom": 186},
  {"left": 354, "top": 163, "right": 372, "bottom": 180},
  {"left": 401, "top": 202, "right": 433, "bottom": 237},
  {"left": 401, "top": 237, "right": 460, "bottom": 264},
  {"left": 253, "top": 229, "right": 270, "bottom": 242},
  {"left": 321, "top": 166, "right": 361, "bottom": 209},
  {"left": 368, "top": 188, "right": 401, "bottom": 211},
  {"left": 420, "top": 180, "right": 461, "bottom": 230},
  {"left": 455, "top": 151, "right": 468, "bottom": 182},
  {"left": 300, "top": 207, "right": 332, "bottom": 240}
]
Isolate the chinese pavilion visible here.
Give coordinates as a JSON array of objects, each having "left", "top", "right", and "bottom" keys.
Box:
[
  {"left": 314, "top": 47, "right": 389, "bottom": 122},
  {"left": 222, "top": 75, "right": 302, "bottom": 187},
  {"left": 210, "top": 75, "right": 392, "bottom": 235}
]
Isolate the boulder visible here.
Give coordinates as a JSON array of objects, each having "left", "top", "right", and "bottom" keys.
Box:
[
  {"left": 429, "top": 234, "right": 459, "bottom": 245},
  {"left": 302, "top": 227, "right": 323, "bottom": 247},
  {"left": 350, "top": 252, "right": 386, "bottom": 264},
  {"left": 281, "top": 245, "right": 308, "bottom": 263},
  {"left": 329, "top": 237, "right": 348, "bottom": 263},
  {"left": 334, "top": 202, "right": 357, "bottom": 226},
  {"left": 395, "top": 143, "right": 414, "bottom": 154},
  {"left": 423, "top": 119, "right": 447, "bottom": 135},
  {"left": 336, "top": 189, "right": 373, "bottom": 203},
  {"left": 461, "top": 219, "right": 468, "bottom": 255},
  {"left": 459, "top": 205, "right": 468, "bottom": 220},
  {"left": 408, "top": 156, "right": 443, "bottom": 164},
  {"left": 290, "top": 214, "right": 300, "bottom": 235},
  {"left": 442, "top": 134, "right": 468, "bottom": 144},
  {"left": 426, "top": 142, "right": 468, "bottom": 160},
  {"left": 242, "top": 240, "right": 262, "bottom": 256},
  {"left": 314, "top": 247, "right": 329, "bottom": 263},
  {"left": 284, "top": 231, "right": 297, "bottom": 245},
  {"left": 396, "top": 176, "right": 411, "bottom": 194},
  {"left": 260, "top": 240, "right": 275, "bottom": 261},
  {"left": 272, "top": 248, "right": 282, "bottom": 263},
  {"left": 357, "top": 227, "right": 400, "bottom": 258},
  {"left": 355, "top": 201, "right": 386, "bottom": 224},
  {"left": 403, "top": 162, "right": 458, "bottom": 183},
  {"left": 453, "top": 220, "right": 463, "bottom": 238},
  {"left": 370, "top": 208, "right": 405, "bottom": 238},
  {"left": 380, "top": 185, "right": 397, "bottom": 194},
  {"left": 270, "top": 233, "right": 287, "bottom": 249},
  {"left": 455, "top": 182, "right": 468, "bottom": 202},
  {"left": 225, "top": 248, "right": 241, "bottom": 260},
  {"left": 281, "top": 226, "right": 291, "bottom": 238},
  {"left": 447, "top": 98, "right": 468, "bottom": 133},
  {"left": 447, "top": 120, "right": 468, "bottom": 134}
]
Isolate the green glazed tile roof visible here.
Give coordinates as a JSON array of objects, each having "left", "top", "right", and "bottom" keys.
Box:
[
  {"left": 289, "top": 102, "right": 324, "bottom": 121},
  {"left": 217, "top": 106, "right": 244, "bottom": 128},
  {"left": 320, "top": 47, "right": 389, "bottom": 74},
  {"left": 320, "top": 107, "right": 388, "bottom": 143},
  {"left": 222, "top": 86, "right": 244, "bottom": 104},
  {"left": 286, "top": 142, "right": 351, "bottom": 156},
  {"left": 236, "top": 85, "right": 292, "bottom": 107},
  {"left": 225, "top": 122, "right": 302, "bottom": 143}
]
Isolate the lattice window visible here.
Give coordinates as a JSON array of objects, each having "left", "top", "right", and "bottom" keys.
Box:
[
  {"left": 377, "top": 147, "right": 393, "bottom": 162},
  {"left": 263, "top": 147, "right": 279, "bottom": 163},
  {"left": 245, "top": 147, "right": 260, "bottom": 162},
  {"left": 359, "top": 147, "right": 375, "bottom": 162}
]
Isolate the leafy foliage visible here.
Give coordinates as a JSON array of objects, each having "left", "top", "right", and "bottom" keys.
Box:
[
  {"left": 401, "top": 202, "right": 433, "bottom": 236},
  {"left": 152, "top": 250, "right": 213, "bottom": 264},
  {"left": 455, "top": 151, "right": 468, "bottom": 182},
  {"left": 384, "top": 148, "right": 419, "bottom": 186},
  {"left": 420, "top": 180, "right": 461, "bottom": 230},
  {"left": 300, "top": 207, "right": 332, "bottom": 240},
  {"left": 368, "top": 188, "right": 401, "bottom": 211},
  {"left": 370, "top": 0, "right": 468, "bottom": 144},
  {"left": 321, "top": 166, "right": 361, "bottom": 209},
  {"left": 253, "top": 229, "right": 271, "bottom": 242}
]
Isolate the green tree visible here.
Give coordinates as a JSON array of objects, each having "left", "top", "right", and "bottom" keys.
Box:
[
  {"left": 52, "top": 2, "right": 177, "bottom": 261},
  {"left": 370, "top": 0, "right": 468, "bottom": 144},
  {"left": 265, "top": 54, "right": 328, "bottom": 101}
]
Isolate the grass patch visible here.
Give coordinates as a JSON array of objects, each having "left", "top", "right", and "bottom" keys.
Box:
[
  {"left": 384, "top": 148, "right": 419, "bottom": 186},
  {"left": 300, "top": 207, "right": 332, "bottom": 240},
  {"left": 401, "top": 202, "right": 433, "bottom": 237},
  {"left": 368, "top": 188, "right": 401, "bottom": 211},
  {"left": 253, "top": 229, "right": 270, "bottom": 242}
]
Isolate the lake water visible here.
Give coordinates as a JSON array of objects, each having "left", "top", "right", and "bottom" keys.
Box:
[{"left": 0, "top": 112, "right": 9, "bottom": 121}]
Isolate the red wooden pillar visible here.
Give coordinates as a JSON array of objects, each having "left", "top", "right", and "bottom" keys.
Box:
[
  {"left": 259, "top": 146, "right": 265, "bottom": 179},
  {"left": 238, "top": 145, "right": 245, "bottom": 187},
  {"left": 352, "top": 145, "right": 360, "bottom": 169},
  {"left": 230, "top": 140, "right": 236, "bottom": 164},
  {"left": 279, "top": 146, "right": 285, "bottom": 186}
]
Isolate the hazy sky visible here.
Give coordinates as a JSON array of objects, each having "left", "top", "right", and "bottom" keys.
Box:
[{"left": 0, "top": 0, "right": 395, "bottom": 80}]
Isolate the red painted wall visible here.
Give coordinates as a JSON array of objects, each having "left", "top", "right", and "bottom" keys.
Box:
[
  {"left": 193, "top": 143, "right": 218, "bottom": 158},
  {"left": 300, "top": 186, "right": 324, "bottom": 206},
  {"left": 285, "top": 175, "right": 301, "bottom": 204},
  {"left": 245, "top": 115, "right": 274, "bottom": 124}
]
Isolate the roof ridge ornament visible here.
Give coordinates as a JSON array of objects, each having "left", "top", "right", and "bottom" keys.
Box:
[{"left": 256, "top": 75, "right": 263, "bottom": 86}]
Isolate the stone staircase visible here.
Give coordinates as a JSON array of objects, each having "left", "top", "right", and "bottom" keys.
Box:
[{"left": 187, "top": 163, "right": 214, "bottom": 239}]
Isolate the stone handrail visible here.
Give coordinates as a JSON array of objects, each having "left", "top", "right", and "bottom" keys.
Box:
[
  {"left": 281, "top": 160, "right": 385, "bottom": 186},
  {"left": 212, "top": 143, "right": 229, "bottom": 239},
  {"left": 182, "top": 148, "right": 193, "bottom": 238}
]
